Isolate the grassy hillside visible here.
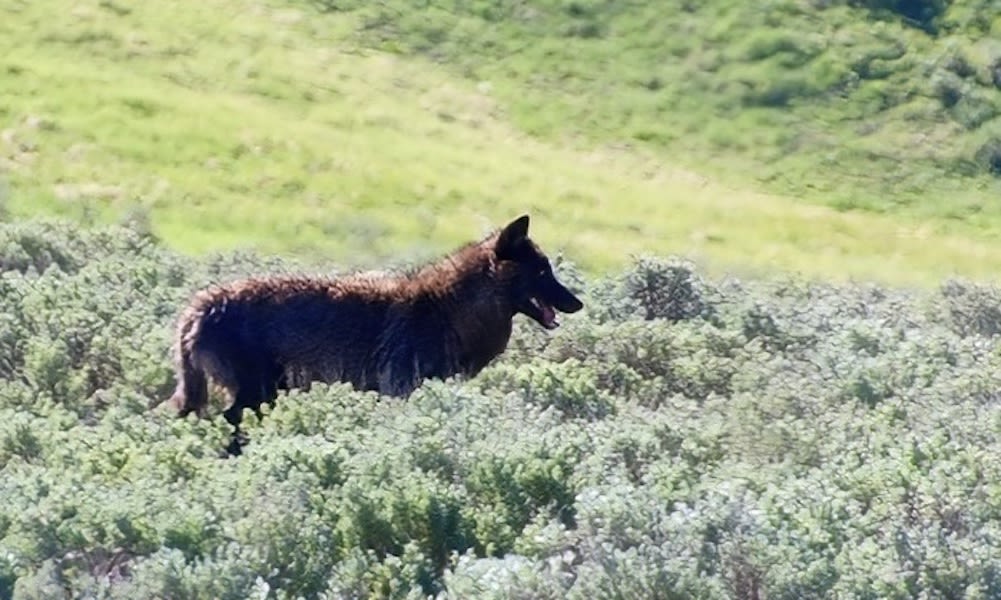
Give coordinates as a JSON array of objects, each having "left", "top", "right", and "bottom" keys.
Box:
[
  {"left": 2, "top": 0, "right": 1001, "bottom": 285},
  {"left": 331, "top": 0, "right": 1001, "bottom": 214},
  {"left": 2, "top": 220, "right": 1001, "bottom": 598}
]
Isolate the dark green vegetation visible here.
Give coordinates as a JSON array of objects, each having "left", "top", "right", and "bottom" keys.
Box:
[{"left": 2, "top": 219, "right": 1001, "bottom": 598}]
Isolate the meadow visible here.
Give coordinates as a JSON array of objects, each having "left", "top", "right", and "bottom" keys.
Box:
[{"left": 2, "top": 0, "right": 1001, "bottom": 284}]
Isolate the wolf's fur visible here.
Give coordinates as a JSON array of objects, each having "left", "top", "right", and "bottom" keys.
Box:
[{"left": 167, "top": 215, "right": 583, "bottom": 453}]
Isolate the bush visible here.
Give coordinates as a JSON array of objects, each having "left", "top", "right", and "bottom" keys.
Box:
[
  {"left": 937, "top": 278, "right": 1001, "bottom": 337},
  {"left": 974, "top": 137, "right": 1001, "bottom": 176},
  {"left": 847, "top": 0, "right": 950, "bottom": 33},
  {"left": 622, "top": 256, "right": 720, "bottom": 323}
]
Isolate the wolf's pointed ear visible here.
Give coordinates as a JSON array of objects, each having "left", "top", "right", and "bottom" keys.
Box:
[{"left": 496, "top": 215, "right": 530, "bottom": 259}]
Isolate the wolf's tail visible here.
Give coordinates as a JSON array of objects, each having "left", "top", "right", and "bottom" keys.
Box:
[{"left": 169, "top": 309, "right": 209, "bottom": 418}]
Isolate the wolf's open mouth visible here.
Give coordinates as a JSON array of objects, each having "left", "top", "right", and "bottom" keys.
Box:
[{"left": 530, "top": 297, "right": 559, "bottom": 329}]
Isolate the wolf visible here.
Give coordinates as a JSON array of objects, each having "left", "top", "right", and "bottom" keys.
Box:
[{"left": 167, "top": 214, "right": 584, "bottom": 453}]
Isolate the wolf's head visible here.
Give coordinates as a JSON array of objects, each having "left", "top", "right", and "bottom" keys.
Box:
[{"left": 494, "top": 214, "right": 584, "bottom": 330}]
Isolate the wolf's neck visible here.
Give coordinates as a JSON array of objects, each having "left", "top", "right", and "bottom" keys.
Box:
[{"left": 433, "top": 279, "right": 514, "bottom": 375}]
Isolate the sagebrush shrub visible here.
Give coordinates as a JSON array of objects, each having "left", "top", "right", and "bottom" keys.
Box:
[
  {"left": 623, "top": 256, "right": 720, "bottom": 323},
  {"left": 937, "top": 278, "right": 1001, "bottom": 337}
]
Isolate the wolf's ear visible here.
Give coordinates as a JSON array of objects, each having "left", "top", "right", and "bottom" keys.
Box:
[{"left": 496, "top": 214, "right": 530, "bottom": 259}]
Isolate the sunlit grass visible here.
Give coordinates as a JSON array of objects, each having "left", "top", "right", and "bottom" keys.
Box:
[{"left": 2, "top": 0, "right": 1000, "bottom": 287}]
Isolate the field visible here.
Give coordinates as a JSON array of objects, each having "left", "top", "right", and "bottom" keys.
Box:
[
  {"left": 4, "top": 0, "right": 1001, "bottom": 598},
  {"left": 3, "top": 0, "right": 1001, "bottom": 284}
]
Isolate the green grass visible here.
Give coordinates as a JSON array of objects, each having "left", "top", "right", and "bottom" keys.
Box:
[
  {"left": 344, "top": 0, "right": 1001, "bottom": 213},
  {"left": 2, "top": 0, "right": 1001, "bottom": 286}
]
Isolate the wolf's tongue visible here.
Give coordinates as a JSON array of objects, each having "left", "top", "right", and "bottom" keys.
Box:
[{"left": 541, "top": 304, "right": 557, "bottom": 328}]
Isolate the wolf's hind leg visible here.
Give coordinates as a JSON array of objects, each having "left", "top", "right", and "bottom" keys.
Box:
[
  {"left": 223, "top": 360, "right": 281, "bottom": 455},
  {"left": 223, "top": 379, "right": 260, "bottom": 455}
]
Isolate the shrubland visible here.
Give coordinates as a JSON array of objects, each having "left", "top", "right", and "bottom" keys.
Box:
[{"left": 1, "top": 219, "right": 1000, "bottom": 599}]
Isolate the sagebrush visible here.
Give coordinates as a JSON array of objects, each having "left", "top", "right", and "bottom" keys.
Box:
[{"left": 1, "top": 219, "right": 1000, "bottom": 599}]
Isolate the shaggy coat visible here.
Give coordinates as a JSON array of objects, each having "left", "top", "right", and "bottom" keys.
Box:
[{"left": 168, "top": 215, "right": 583, "bottom": 449}]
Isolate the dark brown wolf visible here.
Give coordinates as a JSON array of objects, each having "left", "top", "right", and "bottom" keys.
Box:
[{"left": 167, "top": 214, "right": 583, "bottom": 453}]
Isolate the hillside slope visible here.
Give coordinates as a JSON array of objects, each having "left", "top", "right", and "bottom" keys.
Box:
[
  {"left": 2, "top": 0, "right": 1001, "bottom": 284},
  {"left": 331, "top": 0, "right": 1001, "bottom": 217}
]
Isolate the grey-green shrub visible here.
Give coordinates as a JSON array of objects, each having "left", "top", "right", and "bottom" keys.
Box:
[{"left": 2, "top": 219, "right": 1001, "bottom": 599}]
